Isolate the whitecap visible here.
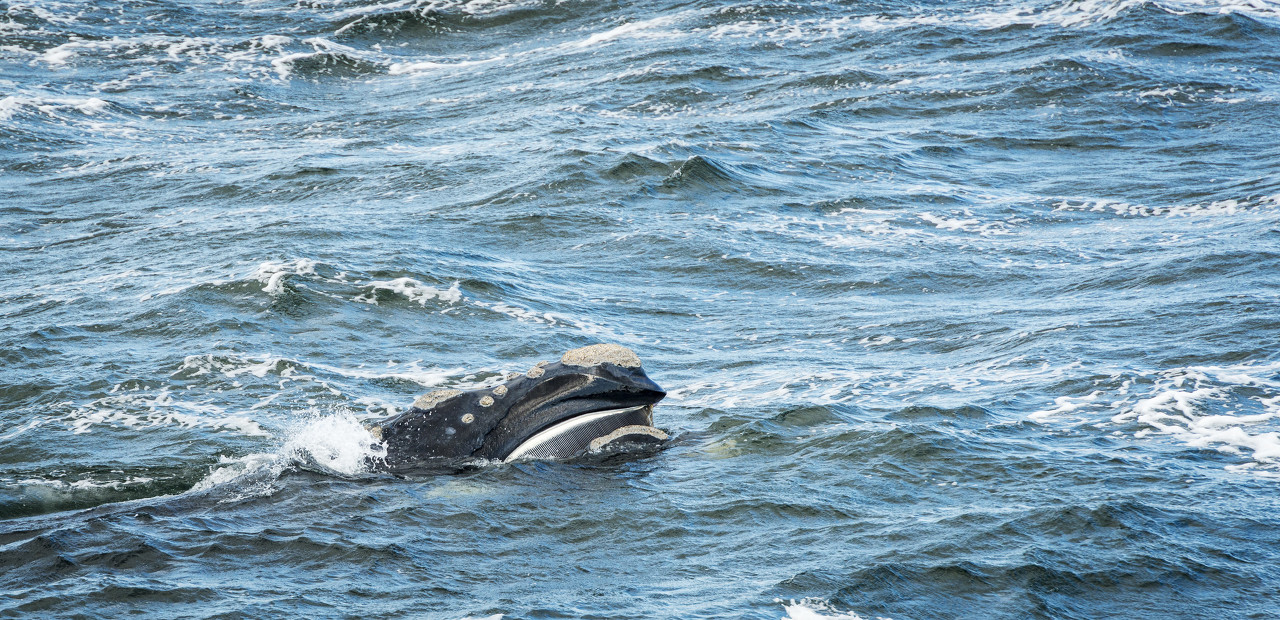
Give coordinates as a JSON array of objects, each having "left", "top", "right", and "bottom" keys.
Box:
[
  {"left": 251, "top": 258, "right": 318, "bottom": 295},
  {"left": 65, "top": 387, "right": 270, "bottom": 436},
  {"left": 1032, "top": 361, "right": 1280, "bottom": 476},
  {"left": 574, "top": 14, "right": 684, "bottom": 49},
  {"left": 779, "top": 598, "right": 884, "bottom": 620},
  {"left": 356, "top": 277, "right": 462, "bottom": 305},
  {"left": 190, "top": 411, "right": 386, "bottom": 497},
  {"left": 283, "top": 411, "right": 386, "bottom": 476}
]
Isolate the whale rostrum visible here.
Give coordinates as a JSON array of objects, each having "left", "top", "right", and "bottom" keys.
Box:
[{"left": 368, "top": 344, "right": 667, "bottom": 472}]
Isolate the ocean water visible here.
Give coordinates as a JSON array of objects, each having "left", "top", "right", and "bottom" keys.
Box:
[{"left": 3, "top": 0, "right": 1280, "bottom": 617}]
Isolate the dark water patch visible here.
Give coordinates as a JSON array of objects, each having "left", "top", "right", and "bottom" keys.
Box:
[
  {"left": 769, "top": 404, "right": 844, "bottom": 427},
  {"left": 1056, "top": 249, "right": 1280, "bottom": 296},
  {"left": 277, "top": 51, "right": 388, "bottom": 79},
  {"left": 333, "top": 6, "right": 457, "bottom": 39},
  {"left": 600, "top": 153, "right": 673, "bottom": 181},
  {"left": 661, "top": 155, "right": 761, "bottom": 194},
  {"left": 0, "top": 534, "right": 80, "bottom": 586},
  {"left": 886, "top": 404, "right": 991, "bottom": 422}
]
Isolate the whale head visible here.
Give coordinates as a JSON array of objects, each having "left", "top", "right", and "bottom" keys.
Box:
[{"left": 370, "top": 344, "right": 667, "bottom": 472}]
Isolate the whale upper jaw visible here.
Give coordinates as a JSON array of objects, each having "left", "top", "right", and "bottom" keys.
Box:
[{"left": 368, "top": 347, "right": 667, "bottom": 472}]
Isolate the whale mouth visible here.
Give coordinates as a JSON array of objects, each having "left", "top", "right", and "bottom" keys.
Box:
[{"left": 503, "top": 405, "right": 666, "bottom": 463}]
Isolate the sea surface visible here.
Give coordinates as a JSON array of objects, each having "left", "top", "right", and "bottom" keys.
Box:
[{"left": 3, "top": 0, "right": 1280, "bottom": 617}]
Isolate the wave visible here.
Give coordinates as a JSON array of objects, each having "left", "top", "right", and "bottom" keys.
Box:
[
  {"left": 189, "top": 411, "right": 386, "bottom": 497},
  {"left": 271, "top": 49, "right": 387, "bottom": 79},
  {"left": 269, "top": 38, "right": 388, "bottom": 79},
  {"left": 0, "top": 95, "right": 115, "bottom": 122},
  {"left": 699, "top": 0, "right": 1280, "bottom": 38},
  {"left": 1, "top": 410, "right": 386, "bottom": 519},
  {"left": 780, "top": 599, "right": 877, "bottom": 620},
  {"left": 174, "top": 352, "right": 466, "bottom": 391},
  {"left": 0, "top": 457, "right": 211, "bottom": 520},
  {"left": 1052, "top": 194, "right": 1280, "bottom": 217},
  {"left": 1030, "top": 360, "right": 1280, "bottom": 475},
  {"left": 660, "top": 154, "right": 786, "bottom": 195},
  {"left": 333, "top": 4, "right": 456, "bottom": 37}
]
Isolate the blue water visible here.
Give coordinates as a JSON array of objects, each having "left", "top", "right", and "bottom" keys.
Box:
[{"left": 3, "top": 0, "right": 1280, "bottom": 617}]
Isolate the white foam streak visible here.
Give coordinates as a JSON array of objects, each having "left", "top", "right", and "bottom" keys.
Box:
[
  {"left": 470, "top": 300, "right": 618, "bottom": 338},
  {"left": 178, "top": 352, "right": 464, "bottom": 388},
  {"left": 1029, "top": 390, "right": 1104, "bottom": 421},
  {"left": 310, "top": 360, "right": 465, "bottom": 387},
  {"left": 574, "top": 15, "right": 682, "bottom": 48},
  {"left": 11, "top": 475, "right": 158, "bottom": 492},
  {"left": 918, "top": 211, "right": 1011, "bottom": 235},
  {"left": 0, "top": 95, "right": 112, "bottom": 121},
  {"left": 1033, "top": 361, "right": 1280, "bottom": 475},
  {"left": 698, "top": 0, "right": 1280, "bottom": 44},
  {"left": 1053, "top": 196, "right": 1263, "bottom": 217},
  {"left": 780, "top": 599, "right": 884, "bottom": 620},
  {"left": 1161, "top": 0, "right": 1280, "bottom": 20},
  {"left": 1113, "top": 382, "right": 1280, "bottom": 464},
  {"left": 388, "top": 55, "right": 506, "bottom": 76},
  {"left": 66, "top": 387, "right": 269, "bottom": 436},
  {"left": 668, "top": 368, "right": 872, "bottom": 409},
  {"left": 357, "top": 277, "right": 462, "bottom": 305},
  {"left": 252, "top": 258, "right": 318, "bottom": 295},
  {"left": 0, "top": 417, "right": 47, "bottom": 441}
]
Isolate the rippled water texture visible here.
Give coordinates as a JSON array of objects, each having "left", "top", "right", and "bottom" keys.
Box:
[{"left": 3, "top": 0, "right": 1280, "bottom": 617}]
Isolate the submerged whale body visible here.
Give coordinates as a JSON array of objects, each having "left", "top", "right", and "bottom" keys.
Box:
[{"left": 367, "top": 344, "right": 667, "bottom": 472}]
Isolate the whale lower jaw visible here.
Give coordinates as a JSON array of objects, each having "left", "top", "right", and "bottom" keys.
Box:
[{"left": 503, "top": 405, "right": 666, "bottom": 463}]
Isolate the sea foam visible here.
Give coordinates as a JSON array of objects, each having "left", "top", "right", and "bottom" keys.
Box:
[{"left": 780, "top": 599, "right": 885, "bottom": 620}]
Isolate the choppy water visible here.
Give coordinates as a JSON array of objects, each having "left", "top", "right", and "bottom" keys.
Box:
[{"left": 3, "top": 0, "right": 1280, "bottom": 617}]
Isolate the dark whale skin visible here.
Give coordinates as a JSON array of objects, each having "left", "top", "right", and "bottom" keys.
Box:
[{"left": 368, "top": 356, "right": 665, "bottom": 472}]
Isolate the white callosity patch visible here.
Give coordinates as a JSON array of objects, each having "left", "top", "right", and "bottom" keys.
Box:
[
  {"left": 413, "top": 389, "right": 463, "bottom": 410},
  {"left": 560, "top": 343, "right": 643, "bottom": 368}
]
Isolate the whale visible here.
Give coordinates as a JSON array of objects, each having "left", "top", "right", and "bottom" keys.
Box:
[{"left": 366, "top": 344, "right": 667, "bottom": 472}]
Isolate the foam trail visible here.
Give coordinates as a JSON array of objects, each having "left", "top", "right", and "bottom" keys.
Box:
[
  {"left": 356, "top": 277, "right": 462, "bottom": 305},
  {"left": 780, "top": 599, "right": 880, "bottom": 620},
  {"left": 1032, "top": 361, "right": 1280, "bottom": 475}
]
